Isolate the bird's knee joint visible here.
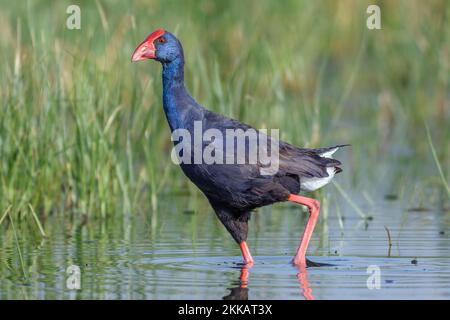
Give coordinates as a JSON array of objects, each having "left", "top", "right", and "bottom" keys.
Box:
[{"left": 309, "top": 200, "right": 320, "bottom": 215}]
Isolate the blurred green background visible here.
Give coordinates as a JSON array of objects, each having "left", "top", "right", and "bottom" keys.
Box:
[{"left": 0, "top": 1, "right": 449, "bottom": 292}]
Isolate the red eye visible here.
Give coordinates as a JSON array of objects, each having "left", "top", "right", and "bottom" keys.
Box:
[{"left": 158, "top": 37, "right": 166, "bottom": 44}]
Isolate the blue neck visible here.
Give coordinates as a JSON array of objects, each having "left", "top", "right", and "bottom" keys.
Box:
[{"left": 162, "top": 57, "right": 188, "bottom": 131}]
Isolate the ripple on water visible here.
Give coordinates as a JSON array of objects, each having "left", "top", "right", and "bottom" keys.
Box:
[
  {"left": 127, "top": 254, "right": 450, "bottom": 299},
  {"left": 1, "top": 203, "right": 449, "bottom": 299}
]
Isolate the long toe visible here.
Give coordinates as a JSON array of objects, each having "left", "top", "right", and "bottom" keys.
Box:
[{"left": 306, "top": 258, "right": 333, "bottom": 267}]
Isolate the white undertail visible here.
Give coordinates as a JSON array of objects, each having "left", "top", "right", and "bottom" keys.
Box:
[{"left": 300, "top": 147, "right": 339, "bottom": 192}]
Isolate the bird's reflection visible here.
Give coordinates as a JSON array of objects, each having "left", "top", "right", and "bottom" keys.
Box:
[
  {"left": 222, "top": 261, "right": 316, "bottom": 300},
  {"left": 296, "top": 264, "right": 315, "bottom": 300},
  {"left": 222, "top": 263, "right": 251, "bottom": 300}
]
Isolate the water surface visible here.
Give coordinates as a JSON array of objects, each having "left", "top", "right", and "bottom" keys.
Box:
[{"left": 1, "top": 193, "right": 448, "bottom": 300}]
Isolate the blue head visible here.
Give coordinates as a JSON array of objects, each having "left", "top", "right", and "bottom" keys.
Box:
[
  {"left": 131, "top": 29, "right": 184, "bottom": 64},
  {"left": 132, "top": 29, "right": 189, "bottom": 131}
]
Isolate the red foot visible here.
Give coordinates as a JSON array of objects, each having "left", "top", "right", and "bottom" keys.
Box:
[
  {"left": 239, "top": 241, "right": 254, "bottom": 265},
  {"left": 292, "top": 256, "right": 307, "bottom": 268}
]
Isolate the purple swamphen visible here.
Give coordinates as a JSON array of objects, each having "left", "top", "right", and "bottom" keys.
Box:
[{"left": 132, "top": 29, "right": 347, "bottom": 268}]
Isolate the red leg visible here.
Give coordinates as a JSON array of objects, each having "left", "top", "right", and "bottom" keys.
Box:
[
  {"left": 239, "top": 241, "right": 254, "bottom": 265},
  {"left": 287, "top": 194, "right": 320, "bottom": 267}
]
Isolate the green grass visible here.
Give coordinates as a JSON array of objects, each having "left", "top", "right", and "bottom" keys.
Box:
[
  {"left": 0, "top": 0, "right": 449, "bottom": 225},
  {"left": 426, "top": 122, "right": 450, "bottom": 201}
]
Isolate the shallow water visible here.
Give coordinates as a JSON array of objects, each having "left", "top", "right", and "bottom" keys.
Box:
[{"left": 0, "top": 193, "right": 449, "bottom": 300}]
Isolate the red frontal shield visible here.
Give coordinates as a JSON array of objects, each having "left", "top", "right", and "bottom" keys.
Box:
[{"left": 131, "top": 28, "right": 165, "bottom": 62}]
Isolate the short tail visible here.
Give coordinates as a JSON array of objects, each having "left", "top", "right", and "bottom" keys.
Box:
[
  {"left": 299, "top": 144, "right": 349, "bottom": 191},
  {"left": 314, "top": 144, "right": 350, "bottom": 159},
  {"left": 316, "top": 144, "right": 349, "bottom": 175}
]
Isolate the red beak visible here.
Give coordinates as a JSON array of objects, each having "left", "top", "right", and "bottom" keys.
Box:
[{"left": 131, "top": 28, "right": 165, "bottom": 62}]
